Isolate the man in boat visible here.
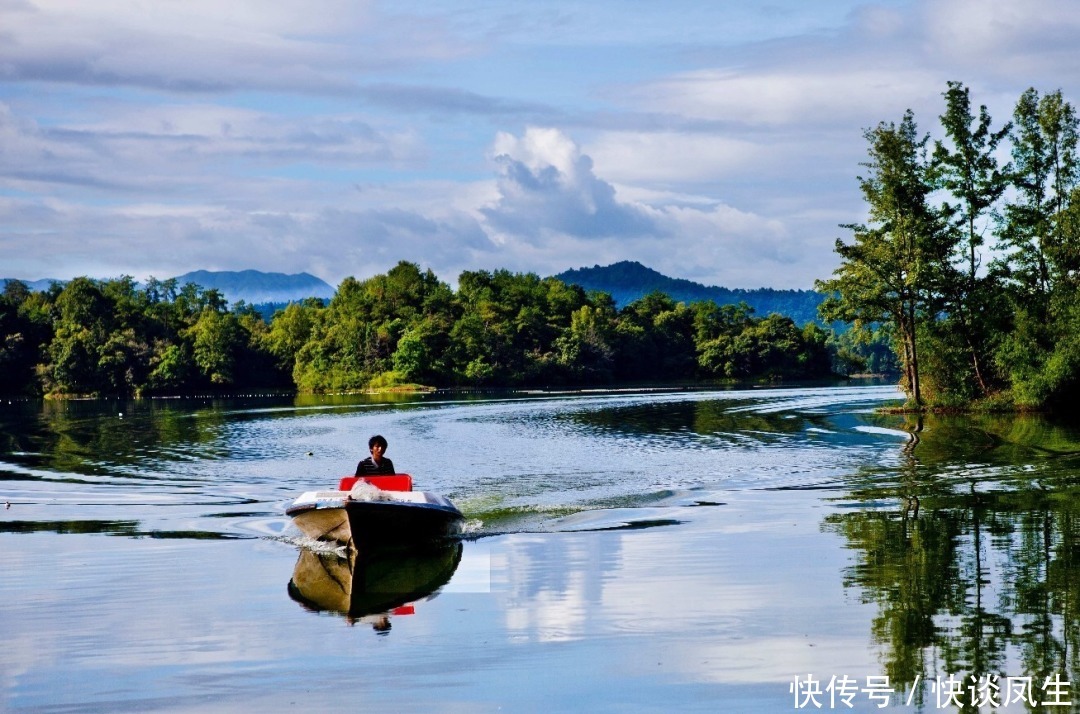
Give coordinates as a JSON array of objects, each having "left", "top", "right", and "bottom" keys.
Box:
[{"left": 355, "top": 434, "right": 395, "bottom": 475}]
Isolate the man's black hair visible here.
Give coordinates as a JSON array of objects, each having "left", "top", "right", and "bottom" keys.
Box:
[{"left": 369, "top": 434, "right": 388, "bottom": 450}]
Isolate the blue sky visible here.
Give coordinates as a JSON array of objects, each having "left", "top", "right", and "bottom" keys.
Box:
[{"left": 2, "top": 0, "right": 1078, "bottom": 289}]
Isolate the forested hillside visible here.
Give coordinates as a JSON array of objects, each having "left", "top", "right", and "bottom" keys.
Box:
[
  {"left": 0, "top": 263, "right": 840, "bottom": 397},
  {"left": 555, "top": 261, "right": 825, "bottom": 325}
]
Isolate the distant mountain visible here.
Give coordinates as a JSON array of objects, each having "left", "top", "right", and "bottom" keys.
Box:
[
  {"left": 554, "top": 261, "right": 826, "bottom": 325},
  {"left": 2, "top": 270, "right": 335, "bottom": 307},
  {"left": 0, "top": 278, "right": 63, "bottom": 293},
  {"left": 171, "top": 270, "right": 335, "bottom": 305}
]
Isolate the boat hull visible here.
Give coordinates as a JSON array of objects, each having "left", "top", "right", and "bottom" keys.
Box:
[
  {"left": 287, "top": 490, "right": 464, "bottom": 548},
  {"left": 346, "top": 499, "right": 464, "bottom": 543},
  {"left": 288, "top": 502, "right": 352, "bottom": 543}
]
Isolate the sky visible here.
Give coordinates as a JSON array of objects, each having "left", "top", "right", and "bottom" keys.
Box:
[{"left": 1, "top": 0, "right": 1079, "bottom": 290}]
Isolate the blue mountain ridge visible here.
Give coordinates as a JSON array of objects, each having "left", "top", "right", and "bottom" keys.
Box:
[
  {"left": 554, "top": 261, "right": 826, "bottom": 325},
  {"left": 0, "top": 278, "right": 60, "bottom": 293},
  {"left": 170, "top": 270, "right": 334, "bottom": 304},
  {"left": 1, "top": 270, "right": 335, "bottom": 307}
]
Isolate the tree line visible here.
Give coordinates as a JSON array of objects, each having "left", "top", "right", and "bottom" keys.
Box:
[
  {"left": 819, "top": 82, "right": 1080, "bottom": 411},
  {"left": 0, "top": 263, "right": 840, "bottom": 397}
]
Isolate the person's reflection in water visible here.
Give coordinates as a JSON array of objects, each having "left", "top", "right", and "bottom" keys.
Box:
[
  {"left": 370, "top": 614, "right": 392, "bottom": 635},
  {"left": 346, "top": 612, "right": 393, "bottom": 634}
]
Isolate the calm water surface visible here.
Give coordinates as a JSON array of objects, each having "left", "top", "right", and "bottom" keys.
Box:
[{"left": 4, "top": 384, "right": 1080, "bottom": 712}]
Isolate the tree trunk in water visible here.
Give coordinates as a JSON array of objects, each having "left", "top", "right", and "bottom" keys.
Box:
[
  {"left": 897, "top": 320, "right": 914, "bottom": 396},
  {"left": 904, "top": 302, "right": 921, "bottom": 408}
]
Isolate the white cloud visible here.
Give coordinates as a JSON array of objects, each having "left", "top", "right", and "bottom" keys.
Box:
[
  {"left": 26, "top": 0, "right": 373, "bottom": 37},
  {"left": 0, "top": 196, "right": 496, "bottom": 285},
  {"left": 3, "top": 121, "right": 825, "bottom": 288},
  {"left": 619, "top": 0, "right": 1080, "bottom": 133},
  {"left": 0, "top": 99, "right": 425, "bottom": 209},
  {"left": 0, "top": 0, "right": 472, "bottom": 92},
  {"left": 923, "top": 0, "right": 1080, "bottom": 70},
  {"left": 480, "top": 127, "right": 657, "bottom": 243},
  {"left": 587, "top": 131, "right": 765, "bottom": 184},
  {"left": 473, "top": 127, "right": 825, "bottom": 287},
  {"left": 627, "top": 67, "right": 943, "bottom": 129}
]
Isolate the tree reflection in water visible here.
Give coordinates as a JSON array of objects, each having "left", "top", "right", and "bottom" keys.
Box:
[{"left": 825, "top": 412, "right": 1080, "bottom": 712}]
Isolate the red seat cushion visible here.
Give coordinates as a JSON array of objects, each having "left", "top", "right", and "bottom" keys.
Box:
[{"left": 338, "top": 474, "right": 412, "bottom": 492}]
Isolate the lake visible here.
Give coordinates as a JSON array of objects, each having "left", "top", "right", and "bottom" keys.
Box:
[{"left": 4, "top": 383, "right": 1080, "bottom": 712}]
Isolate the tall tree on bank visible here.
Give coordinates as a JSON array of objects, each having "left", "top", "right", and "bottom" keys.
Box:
[
  {"left": 996, "top": 88, "right": 1080, "bottom": 407},
  {"left": 930, "top": 81, "right": 1011, "bottom": 396},
  {"left": 818, "top": 111, "right": 948, "bottom": 408},
  {"left": 999, "top": 88, "right": 1079, "bottom": 304}
]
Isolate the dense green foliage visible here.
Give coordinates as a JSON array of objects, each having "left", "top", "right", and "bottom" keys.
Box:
[
  {"left": 819, "top": 82, "right": 1080, "bottom": 410},
  {"left": 0, "top": 262, "right": 836, "bottom": 397},
  {"left": 0, "top": 276, "right": 288, "bottom": 397}
]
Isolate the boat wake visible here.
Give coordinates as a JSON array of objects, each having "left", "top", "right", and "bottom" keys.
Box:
[
  {"left": 460, "top": 518, "right": 485, "bottom": 535},
  {"left": 267, "top": 533, "right": 349, "bottom": 557}
]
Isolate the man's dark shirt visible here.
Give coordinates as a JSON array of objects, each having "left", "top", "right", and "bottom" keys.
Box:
[{"left": 355, "top": 457, "right": 395, "bottom": 476}]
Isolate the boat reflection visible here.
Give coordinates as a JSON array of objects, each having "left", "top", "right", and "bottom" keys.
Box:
[{"left": 287, "top": 541, "right": 462, "bottom": 629}]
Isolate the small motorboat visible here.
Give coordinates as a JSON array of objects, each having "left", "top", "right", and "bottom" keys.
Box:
[{"left": 286, "top": 474, "right": 465, "bottom": 549}]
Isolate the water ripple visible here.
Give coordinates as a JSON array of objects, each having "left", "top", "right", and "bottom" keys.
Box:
[{"left": 13, "top": 384, "right": 1070, "bottom": 540}]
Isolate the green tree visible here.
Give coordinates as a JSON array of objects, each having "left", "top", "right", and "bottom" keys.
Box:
[
  {"left": 147, "top": 342, "right": 194, "bottom": 391},
  {"left": 611, "top": 292, "right": 696, "bottom": 382},
  {"left": 999, "top": 88, "right": 1079, "bottom": 299},
  {"left": 818, "top": 111, "right": 950, "bottom": 408},
  {"left": 393, "top": 315, "right": 453, "bottom": 384},
  {"left": 291, "top": 262, "right": 457, "bottom": 391},
  {"left": 933, "top": 82, "right": 1012, "bottom": 293},
  {"left": 0, "top": 281, "right": 51, "bottom": 395},
  {"left": 554, "top": 302, "right": 618, "bottom": 383},
  {"left": 694, "top": 301, "right": 752, "bottom": 379},
  {"left": 931, "top": 81, "right": 1012, "bottom": 395},
  {"left": 231, "top": 302, "right": 289, "bottom": 388},
  {"left": 45, "top": 278, "right": 114, "bottom": 395},
  {"left": 995, "top": 89, "right": 1080, "bottom": 407},
  {"left": 266, "top": 299, "right": 322, "bottom": 372},
  {"left": 184, "top": 309, "right": 242, "bottom": 385},
  {"left": 446, "top": 269, "right": 589, "bottom": 386}
]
